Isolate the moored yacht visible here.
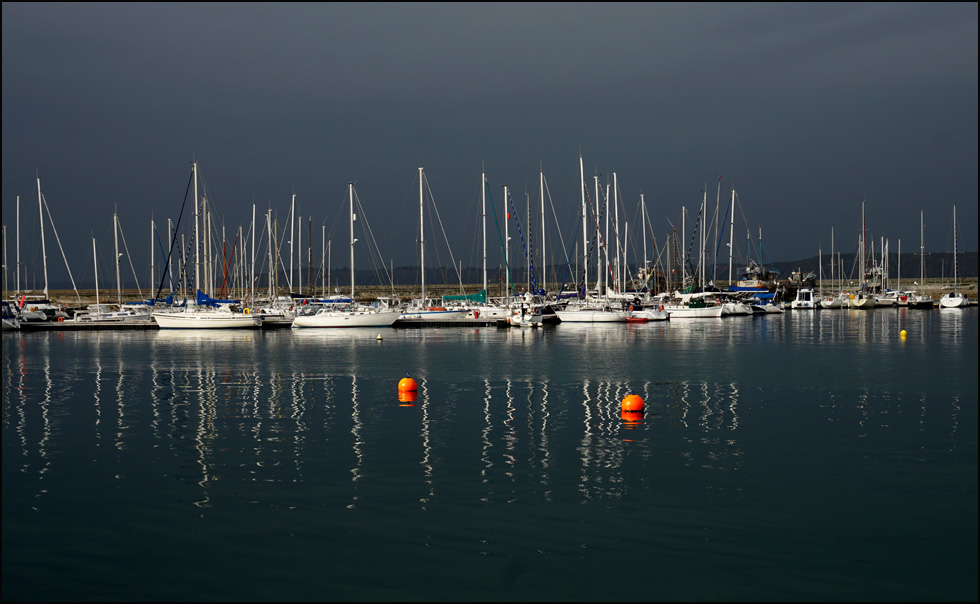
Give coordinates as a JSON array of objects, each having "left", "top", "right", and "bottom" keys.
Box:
[
  {"left": 848, "top": 291, "right": 877, "bottom": 310},
  {"left": 790, "top": 288, "right": 817, "bottom": 310},
  {"left": 152, "top": 291, "right": 261, "bottom": 329},
  {"left": 292, "top": 303, "right": 400, "bottom": 328}
]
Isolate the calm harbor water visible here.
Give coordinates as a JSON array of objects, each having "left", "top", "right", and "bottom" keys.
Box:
[{"left": 3, "top": 309, "right": 978, "bottom": 601}]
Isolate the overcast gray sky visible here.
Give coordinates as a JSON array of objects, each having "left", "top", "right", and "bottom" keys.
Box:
[{"left": 3, "top": 3, "right": 977, "bottom": 289}]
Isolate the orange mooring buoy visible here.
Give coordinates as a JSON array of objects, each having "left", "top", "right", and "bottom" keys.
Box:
[
  {"left": 398, "top": 374, "right": 418, "bottom": 392},
  {"left": 621, "top": 390, "right": 644, "bottom": 412}
]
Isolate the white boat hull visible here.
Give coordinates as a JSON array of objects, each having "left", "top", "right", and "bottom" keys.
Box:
[
  {"left": 848, "top": 294, "right": 877, "bottom": 310},
  {"left": 629, "top": 309, "right": 669, "bottom": 321},
  {"left": 790, "top": 289, "right": 818, "bottom": 310},
  {"left": 555, "top": 309, "right": 628, "bottom": 323},
  {"left": 292, "top": 310, "right": 400, "bottom": 328},
  {"left": 398, "top": 310, "right": 470, "bottom": 321},
  {"left": 152, "top": 311, "right": 261, "bottom": 329},
  {"left": 909, "top": 295, "right": 934, "bottom": 309},
  {"left": 466, "top": 306, "right": 511, "bottom": 320},
  {"left": 939, "top": 293, "right": 969, "bottom": 308},
  {"left": 819, "top": 297, "right": 842, "bottom": 309},
  {"left": 664, "top": 305, "right": 724, "bottom": 318}
]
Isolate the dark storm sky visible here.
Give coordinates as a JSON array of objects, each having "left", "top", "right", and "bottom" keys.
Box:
[{"left": 2, "top": 3, "right": 977, "bottom": 288}]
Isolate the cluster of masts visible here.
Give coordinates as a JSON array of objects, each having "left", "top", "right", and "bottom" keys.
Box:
[{"left": 1, "top": 158, "right": 967, "bottom": 312}]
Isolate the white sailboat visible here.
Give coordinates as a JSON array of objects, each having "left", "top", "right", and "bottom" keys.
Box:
[
  {"left": 293, "top": 183, "right": 400, "bottom": 328},
  {"left": 908, "top": 210, "right": 934, "bottom": 309},
  {"left": 398, "top": 168, "right": 469, "bottom": 322},
  {"left": 939, "top": 202, "right": 969, "bottom": 308},
  {"left": 655, "top": 292, "right": 724, "bottom": 318},
  {"left": 152, "top": 161, "right": 260, "bottom": 329},
  {"left": 819, "top": 234, "right": 843, "bottom": 309},
  {"left": 555, "top": 156, "right": 628, "bottom": 323},
  {"left": 152, "top": 298, "right": 262, "bottom": 329},
  {"left": 555, "top": 300, "right": 628, "bottom": 323},
  {"left": 69, "top": 237, "right": 154, "bottom": 325},
  {"left": 849, "top": 200, "right": 876, "bottom": 310}
]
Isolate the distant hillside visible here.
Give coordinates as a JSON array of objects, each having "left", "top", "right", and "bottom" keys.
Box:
[{"left": 772, "top": 252, "right": 977, "bottom": 281}]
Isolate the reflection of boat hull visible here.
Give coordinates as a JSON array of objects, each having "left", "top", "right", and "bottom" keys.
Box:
[
  {"left": 293, "top": 310, "right": 400, "bottom": 328},
  {"left": 152, "top": 311, "right": 261, "bottom": 329}
]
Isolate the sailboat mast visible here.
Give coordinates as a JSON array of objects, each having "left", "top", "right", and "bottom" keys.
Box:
[
  {"left": 682, "top": 206, "right": 686, "bottom": 286},
  {"left": 861, "top": 200, "right": 866, "bottom": 289},
  {"left": 701, "top": 189, "right": 707, "bottom": 290},
  {"left": 623, "top": 221, "right": 629, "bottom": 290},
  {"left": 579, "top": 154, "right": 587, "bottom": 294},
  {"left": 952, "top": 203, "right": 958, "bottom": 290},
  {"left": 250, "top": 204, "right": 256, "bottom": 303},
  {"left": 526, "top": 191, "right": 531, "bottom": 291},
  {"left": 349, "top": 183, "right": 355, "bottom": 300},
  {"left": 150, "top": 218, "right": 155, "bottom": 300},
  {"left": 93, "top": 237, "right": 100, "bottom": 307},
  {"left": 503, "top": 184, "right": 509, "bottom": 301},
  {"left": 919, "top": 210, "right": 925, "bottom": 287},
  {"left": 167, "top": 218, "right": 174, "bottom": 295},
  {"left": 482, "top": 170, "right": 487, "bottom": 295},
  {"left": 289, "top": 194, "right": 296, "bottom": 294},
  {"left": 604, "top": 181, "right": 610, "bottom": 295},
  {"left": 114, "top": 211, "right": 121, "bottom": 305},
  {"left": 641, "top": 194, "right": 647, "bottom": 279},
  {"left": 595, "top": 176, "right": 601, "bottom": 294},
  {"left": 613, "top": 173, "right": 620, "bottom": 292},
  {"left": 727, "top": 188, "right": 735, "bottom": 285},
  {"left": 838, "top": 252, "right": 842, "bottom": 293},
  {"left": 540, "top": 167, "right": 546, "bottom": 293},
  {"left": 831, "top": 227, "right": 835, "bottom": 291},
  {"left": 419, "top": 168, "right": 425, "bottom": 301},
  {"left": 15, "top": 196, "right": 20, "bottom": 293},
  {"left": 36, "top": 176, "right": 49, "bottom": 298},
  {"left": 713, "top": 175, "right": 721, "bottom": 284},
  {"left": 192, "top": 162, "right": 199, "bottom": 295},
  {"left": 298, "top": 216, "right": 304, "bottom": 295}
]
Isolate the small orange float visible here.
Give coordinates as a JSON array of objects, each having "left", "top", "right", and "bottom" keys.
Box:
[
  {"left": 398, "top": 374, "right": 418, "bottom": 392},
  {"left": 621, "top": 390, "right": 644, "bottom": 412}
]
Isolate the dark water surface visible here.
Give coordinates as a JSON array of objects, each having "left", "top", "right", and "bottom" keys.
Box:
[{"left": 3, "top": 309, "right": 977, "bottom": 601}]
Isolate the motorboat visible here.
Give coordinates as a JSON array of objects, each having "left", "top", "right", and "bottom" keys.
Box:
[{"left": 790, "top": 288, "right": 817, "bottom": 310}]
